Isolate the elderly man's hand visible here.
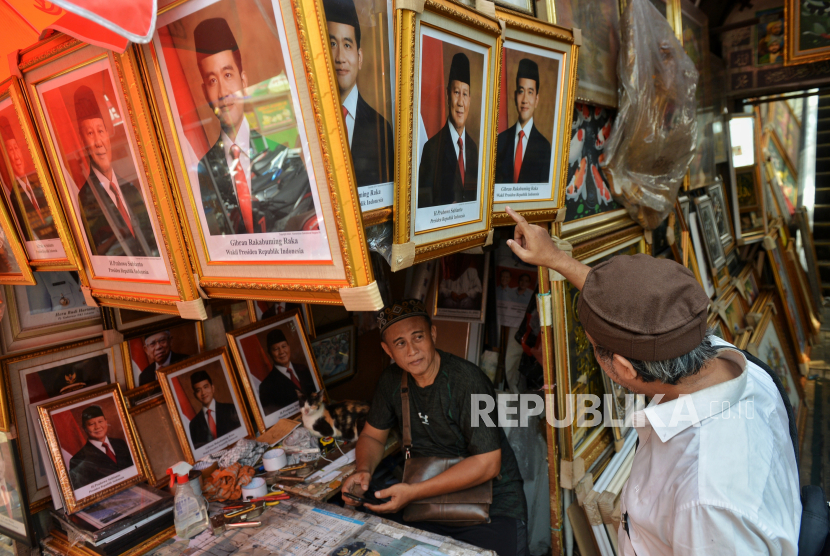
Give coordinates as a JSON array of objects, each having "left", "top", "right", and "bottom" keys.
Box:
[
  {"left": 364, "top": 483, "right": 418, "bottom": 514},
  {"left": 505, "top": 207, "right": 565, "bottom": 269}
]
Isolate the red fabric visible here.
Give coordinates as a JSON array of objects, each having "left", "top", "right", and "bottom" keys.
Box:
[
  {"left": 129, "top": 338, "right": 149, "bottom": 371},
  {"left": 53, "top": 0, "right": 154, "bottom": 41},
  {"left": 206, "top": 409, "right": 217, "bottom": 438},
  {"left": 513, "top": 130, "right": 524, "bottom": 183},
  {"left": 171, "top": 376, "right": 196, "bottom": 422},
  {"left": 231, "top": 145, "right": 252, "bottom": 233},
  {"left": 420, "top": 36, "right": 445, "bottom": 139},
  {"left": 103, "top": 441, "right": 116, "bottom": 462},
  {"left": 25, "top": 373, "right": 48, "bottom": 405},
  {"left": 158, "top": 27, "right": 210, "bottom": 161},
  {"left": 239, "top": 336, "right": 270, "bottom": 382},
  {"left": 499, "top": 50, "right": 508, "bottom": 133},
  {"left": 52, "top": 411, "right": 88, "bottom": 457},
  {"left": 48, "top": 12, "right": 128, "bottom": 52}
]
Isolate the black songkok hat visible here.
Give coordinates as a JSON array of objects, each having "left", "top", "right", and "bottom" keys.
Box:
[
  {"left": 73, "top": 86, "right": 102, "bottom": 125},
  {"left": 189, "top": 370, "right": 212, "bottom": 387},
  {"left": 193, "top": 18, "right": 239, "bottom": 56},
  {"left": 81, "top": 404, "right": 105, "bottom": 424},
  {"left": 448, "top": 53, "right": 470, "bottom": 87},
  {"left": 266, "top": 328, "right": 288, "bottom": 348},
  {"left": 323, "top": 0, "right": 361, "bottom": 47},
  {"left": 517, "top": 58, "right": 540, "bottom": 90},
  {"left": 0, "top": 117, "right": 13, "bottom": 142},
  {"left": 377, "top": 299, "right": 429, "bottom": 335}
]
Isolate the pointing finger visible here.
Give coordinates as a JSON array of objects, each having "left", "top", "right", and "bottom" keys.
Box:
[
  {"left": 505, "top": 206, "right": 529, "bottom": 229},
  {"left": 506, "top": 238, "right": 530, "bottom": 260}
]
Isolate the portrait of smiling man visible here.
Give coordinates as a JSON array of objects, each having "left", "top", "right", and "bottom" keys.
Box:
[
  {"left": 68, "top": 404, "right": 133, "bottom": 490},
  {"left": 495, "top": 58, "right": 552, "bottom": 185},
  {"left": 417, "top": 52, "right": 479, "bottom": 208},
  {"left": 187, "top": 369, "right": 241, "bottom": 450},
  {"left": 73, "top": 85, "right": 159, "bottom": 258},
  {"left": 324, "top": 0, "right": 394, "bottom": 189}
]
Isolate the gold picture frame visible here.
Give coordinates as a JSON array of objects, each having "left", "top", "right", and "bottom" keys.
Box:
[
  {"left": 129, "top": 396, "right": 185, "bottom": 489},
  {"left": 552, "top": 225, "right": 646, "bottom": 465},
  {"left": 0, "top": 78, "right": 79, "bottom": 274},
  {"left": 156, "top": 348, "right": 254, "bottom": 464},
  {"left": 226, "top": 310, "right": 324, "bottom": 434},
  {"left": 0, "top": 272, "right": 102, "bottom": 353},
  {"left": 489, "top": 8, "right": 578, "bottom": 227},
  {"left": 765, "top": 228, "right": 810, "bottom": 363},
  {"left": 391, "top": 0, "right": 502, "bottom": 270},
  {"left": 785, "top": 0, "right": 830, "bottom": 65},
  {"left": 137, "top": 0, "right": 379, "bottom": 309},
  {"left": 37, "top": 384, "right": 145, "bottom": 514},
  {"left": 120, "top": 320, "right": 206, "bottom": 390},
  {"left": 18, "top": 34, "right": 202, "bottom": 315},
  {"left": 1, "top": 338, "right": 124, "bottom": 512}
]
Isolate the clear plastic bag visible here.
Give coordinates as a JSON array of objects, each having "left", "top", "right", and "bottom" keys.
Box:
[{"left": 603, "top": 0, "right": 699, "bottom": 229}]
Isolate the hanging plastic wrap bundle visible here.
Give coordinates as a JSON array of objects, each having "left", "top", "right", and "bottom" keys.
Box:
[{"left": 602, "top": 0, "right": 699, "bottom": 229}]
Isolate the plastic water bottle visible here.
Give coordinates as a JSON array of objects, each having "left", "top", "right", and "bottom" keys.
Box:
[{"left": 173, "top": 473, "right": 210, "bottom": 539}]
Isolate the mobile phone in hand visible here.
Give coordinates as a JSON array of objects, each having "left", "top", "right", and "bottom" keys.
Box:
[{"left": 343, "top": 492, "right": 390, "bottom": 505}]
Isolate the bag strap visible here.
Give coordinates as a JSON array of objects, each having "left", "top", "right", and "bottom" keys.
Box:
[{"left": 401, "top": 372, "right": 412, "bottom": 459}]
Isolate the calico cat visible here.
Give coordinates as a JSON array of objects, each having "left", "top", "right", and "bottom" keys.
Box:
[{"left": 296, "top": 390, "right": 370, "bottom": 442}]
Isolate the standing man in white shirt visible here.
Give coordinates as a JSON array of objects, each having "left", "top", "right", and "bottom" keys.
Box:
[
  {"left": 504, "top": 207, "right": 801, "bottom": 555},
  {"left": 73, "top": 86, "right": 159, "bottom": 258},
  {"left": 324, "top": 0, "right": 394, "bottom": 188},
  {"left": 495, "top": 59, "right": 552, "bottom": 185}
]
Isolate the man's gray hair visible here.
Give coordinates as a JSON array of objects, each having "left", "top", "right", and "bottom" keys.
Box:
[{"left": 594, "top": 329, "right": 719, "bottom": 385}]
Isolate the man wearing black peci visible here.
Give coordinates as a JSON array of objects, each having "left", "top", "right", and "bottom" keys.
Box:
[
  {"left": 0, "top": 117, "right": 58, "bottom": 243},
  {"left": 258, "top": 328, "right": 316, "bottom": 415},
  {"left": 68, "top": 405, "right": 133, "bottom": 490},
  {"left": 193, "top": 18, "right": 314, "bottom": 236},
  {"left": 188, "top": 370, "right": 241, "bottom": 449},
  {"left": 138, "top": 331, "right": 190, "bottom": 386},
  {"left": 417, "top": 53, "right": 479, "bottom": 208},
  {"left": 74, "top": 86, "right": 159, "bottom": 257},
  {"left": 324, "top": 0, "right": 394, "bottom": 188},
  {"left": 495, "top": 58, "right": 552, "bottom": 185}
]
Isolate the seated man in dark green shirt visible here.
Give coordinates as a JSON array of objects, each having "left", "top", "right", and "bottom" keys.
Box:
[{"left": 341, "top": 299, "right": 528, "bottom": 556}]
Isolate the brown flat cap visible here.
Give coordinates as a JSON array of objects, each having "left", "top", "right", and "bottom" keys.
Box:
[{"left": 577, "top": 254, "right": 709, "bottom": 361}]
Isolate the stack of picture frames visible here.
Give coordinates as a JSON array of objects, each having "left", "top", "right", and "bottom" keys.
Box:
[{"left": 390, "top": 0, "right": 578, "bottom": 270}]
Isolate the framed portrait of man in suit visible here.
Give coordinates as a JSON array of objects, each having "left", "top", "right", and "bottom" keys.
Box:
[
  {"left": 323, "top": 0, "right": 396, "bottom": 223},
  {"left": 392, "top": 0, "right": 500, "bottom": 270},
  {"left": 157, "top": 348, "right": 253, "bottom": 463},
  {"left": 227, "top": 310, "right": 323, "bottom": 434},
  {"left": 3, "top": 340, "right": 121, "bottom": 512},
  {"left": 121, "top": 321, "right": 204, "bottom": 389},
  {"left": 136, "top": 0, "right": 379, "bottom": 307},
  {"left": 37, "top": 384, "right": 144, "bottom": 514},
  {"left": 20, "top": 38, "right": 202, "bottom": 313},
  {"left": 491, "top": 10, "right": 578, "bottom": 226},
  {"left": 0, "top": 78, "right": 77, "bottom": 269}
]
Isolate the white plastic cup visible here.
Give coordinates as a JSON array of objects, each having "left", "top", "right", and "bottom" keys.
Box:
[
  {"left": 241, "top": 477, "right": 267, "bottom": 500},
  {"left": 263, "top": 448, "right": 287, "bottom": 472}
]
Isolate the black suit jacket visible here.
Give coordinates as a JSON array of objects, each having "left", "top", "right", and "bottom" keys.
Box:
[
  {"left": 197, "top": 131, "right": 313, "bottom": 235},
  {"left": 495, "top": 123, "right": 552, "bottom": 185},
  {"left": 417, "top": 122, "right": 478, "bottom": 208},
  {"left": 350, "top": 94, "right": 394, "bottom": 187},
  {"left": 68, "top": 437, "right": 133, "bottom": 490},
  {"left": 138, "top": 352, "right": 190, "bottom": 386},
  {"left": 7, "top": 174, "right": 58, "bottom": 242},
  {"left": 189, "top": 401, "right": 241, "bottom": 450},
  {"left": 258, "top": 363, "right": 315, "bottom": 416},
  {"left": 78, "top": 168, "right": 159, "bottom": 258}
]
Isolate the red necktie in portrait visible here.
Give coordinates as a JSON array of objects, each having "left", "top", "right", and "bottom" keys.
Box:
[
  {"left": 457, "top": 137, "right": 465, "bottom": 185},
  {"left": 104, "top": 442, "right": 116, "bottom": 463},
  {"left": 23, "top": 181, "right": 45, "bottom": 224},
  {"left": 342, "top": 105, "right": 348, "bottom": 120},
  {"left": 230, "top": 145, "right": 253, "bottom": 234},
  {"left": 514, "top": 130, "right": 525, "bottom": 183},
  {"left": 110, "top": 184, "right": 134, "bottom": 236},
  {"left": 207, "top": 409, "right": 217, "bottom": 439},
  {"left": 288, "top": 368, "right": 302, "bottom": 390}
]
